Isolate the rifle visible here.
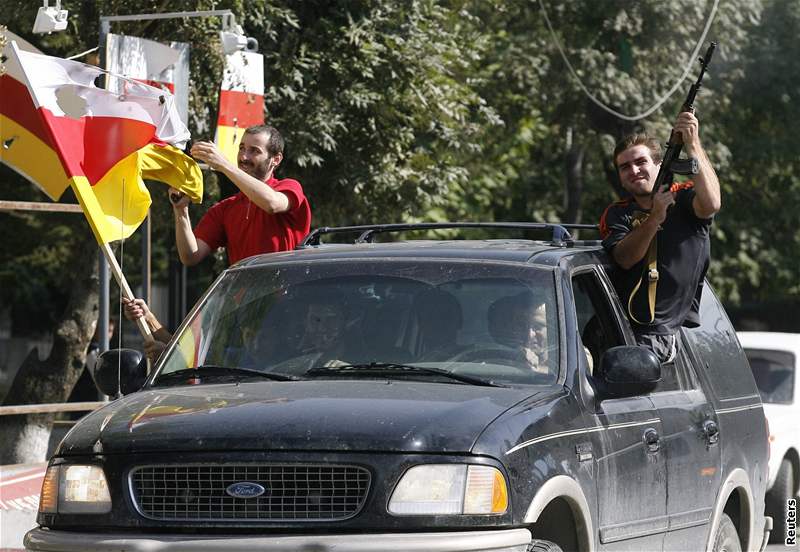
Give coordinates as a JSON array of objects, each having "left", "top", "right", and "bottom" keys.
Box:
[{"left": 651, "top": 42, "right": 716, "bottom": 198}]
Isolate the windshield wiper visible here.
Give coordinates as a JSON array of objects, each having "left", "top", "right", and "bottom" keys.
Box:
[
  {"left": 154, "top": 365, "right": 301, "bottom": 385},
  {"left": 305, "top": 362, "right": 503, "bottom": 387}
]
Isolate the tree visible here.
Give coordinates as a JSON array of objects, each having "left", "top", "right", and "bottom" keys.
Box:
[
  {"left": 0, "top": 0, "right": 228, "bottom": 462},
  {"left": 1, "top": 0, "right": 798, "bottom": 464},
  {"left": 0, "top": 226, "right": 99, "bottom": 464},
  {"left": 241, "top": 1, "right": 503, "bottom": 225},
  {"left": 711, "top": 0, "right": 800, "bottom": 308}
]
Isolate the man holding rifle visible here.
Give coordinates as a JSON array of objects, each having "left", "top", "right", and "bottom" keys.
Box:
[{"left": 599, "top": 111, "right": 721, "bottom": 363}]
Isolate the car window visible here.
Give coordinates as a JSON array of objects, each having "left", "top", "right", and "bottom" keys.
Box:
[
  {"left": 744, "top": 348, "right": 795, "bottom": 404},
  {"left": 157, "top": 261, "right": 560, "bottom": 386},
  {"left": 571, "top": 271, "right": 624, "bottom": 374}
]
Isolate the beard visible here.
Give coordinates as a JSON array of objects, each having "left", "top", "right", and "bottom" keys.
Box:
[
  {"left": 627, "top": 177, "right": 655, "bottom": 197},
  {"left": 239, "top": 160, "right": 269, "bottom": 180}
]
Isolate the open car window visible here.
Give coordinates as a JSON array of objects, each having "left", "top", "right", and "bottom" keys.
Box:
[{"left": 156, "top": 260, "right": 560, "bottom": 386}]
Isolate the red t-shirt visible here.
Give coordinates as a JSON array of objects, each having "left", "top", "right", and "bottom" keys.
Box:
[{"left": 194, "top": 177, "right": 311, "bottom": 265}]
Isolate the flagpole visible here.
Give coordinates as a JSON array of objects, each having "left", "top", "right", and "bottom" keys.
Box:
[
  {"left": 99, "top": 242, "right": 155, "bottom": 343},
  {"left": 10, "top": 39, "right": 152, "bottom": 345},
  {"left": 93, "top": 31, "right": 155, "bottom": 347}
]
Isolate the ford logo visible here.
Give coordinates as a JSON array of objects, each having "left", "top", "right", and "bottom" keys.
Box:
[{"left": 225, "top": 482, "right": 266, "bottom": 498}]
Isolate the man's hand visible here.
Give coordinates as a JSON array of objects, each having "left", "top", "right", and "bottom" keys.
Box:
[
  {"left": 168, "top": 189, "right": 192, "bottom": 210},
  {"left": 190, "top": 141, "right": 232, "bottom": 172},
  {"left": 674, "top": 111, "right": 701, "bottom": 152},
  {"left": 121, "top": 297, "right": 151, "bottom": 321},
  {"left": 650, "top": 189, "right": 676, "bottom": 225}
]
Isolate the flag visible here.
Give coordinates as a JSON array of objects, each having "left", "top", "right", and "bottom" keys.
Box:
[
  {"left": 214, "top": 51, "right": 264, "bottom": 165},
  {"left": 5, "top": 41, "right": 202, "bottom": 244},
  {"left": 0, "top": 37, "right": 71, "bottom": 200},
  {"left": 105, "top": 33, "right": 190, "bottom": 125}
]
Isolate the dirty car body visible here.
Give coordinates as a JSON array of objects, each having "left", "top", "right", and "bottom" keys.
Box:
[{"left": 27, "top": 225, "right": 771, "bottom": 551}]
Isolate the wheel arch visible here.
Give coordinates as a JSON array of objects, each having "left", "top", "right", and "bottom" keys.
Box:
[
  {"left": 523, "top": 475, "right": 593, "bottom": 552},
  {"left": 704, "top": 468, "right": 755, "bottom": 552}
]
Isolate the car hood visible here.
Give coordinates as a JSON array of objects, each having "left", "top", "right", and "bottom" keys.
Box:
[{"left": 59, "top": 380, "right": 545, "bottom": 455}]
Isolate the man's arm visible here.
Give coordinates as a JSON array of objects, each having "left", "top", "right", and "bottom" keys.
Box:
[
  {"left": 611, "top": 191, "right": 674, "bottom": 270},
  {"left": 170, "top": 192, "right": 212, "bottom": 266},
  {"left": 675, "top": 112, "right": 721, "bottom": 219},
  {"left": 190, "top": 141, "right": 292, "bottom": 214}
]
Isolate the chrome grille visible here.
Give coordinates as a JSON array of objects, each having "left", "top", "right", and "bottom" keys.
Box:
[{"left": 130, "top": 464, "right": 371, "bottom": 521}]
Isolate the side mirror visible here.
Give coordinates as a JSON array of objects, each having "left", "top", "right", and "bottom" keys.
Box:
[
  {"left": 596, "top": 345, "right": 661, "bottom": 398},
  {"left": 94, "top": 349, "right": 147, "bottom": 397}
]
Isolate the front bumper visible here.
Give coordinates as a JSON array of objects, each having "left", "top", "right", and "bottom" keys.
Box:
[{"left": 25, "top": 527, "right": 532, "bottom": 552}]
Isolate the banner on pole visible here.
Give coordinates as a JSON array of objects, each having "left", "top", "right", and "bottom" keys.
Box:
[
  {"left": 214, "top": 51, "right": 265, "bottom": 165},
  {"left": 105, "top": 33, "right": 190, "bottom": 125}
]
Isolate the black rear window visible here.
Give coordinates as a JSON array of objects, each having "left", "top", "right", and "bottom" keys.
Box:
[{"left": 744, "top": 348, "right": 795, "bottom": 404}]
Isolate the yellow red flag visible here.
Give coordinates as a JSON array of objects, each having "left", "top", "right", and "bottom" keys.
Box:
[{"left": 5, "top": 42, "right": 202, "bottom": 244}]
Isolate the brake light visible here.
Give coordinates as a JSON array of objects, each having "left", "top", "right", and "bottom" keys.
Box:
[{"left": 764, "top": 415, "right": 770, "bottom": 461}]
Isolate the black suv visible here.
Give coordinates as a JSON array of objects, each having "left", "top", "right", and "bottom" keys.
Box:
[{"left": 27, "top": 223, "right": 771, "bottom": 552}]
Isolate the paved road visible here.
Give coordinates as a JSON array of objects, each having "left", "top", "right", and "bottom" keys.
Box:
[{"left": 0, "top": 463, "right": 45, "bottom": 550}]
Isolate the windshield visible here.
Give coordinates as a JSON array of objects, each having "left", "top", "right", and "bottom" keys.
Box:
[
  {"left": 155, "top": 260, "right": 560, "bottom": 386},
  {"left": 744, "top": 348, "right": 795, "bottom": 404}
]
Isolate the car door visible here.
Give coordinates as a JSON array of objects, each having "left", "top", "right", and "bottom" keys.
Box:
[
  {"left": 571, "top": 269, "right": 668, "bottom": 551},
  {"left": 646, "top": 335, "right": 721, "bottom": 550}
]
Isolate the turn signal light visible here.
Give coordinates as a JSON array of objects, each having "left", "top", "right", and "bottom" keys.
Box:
[{"left": 39, "top": 466, "right": 59, "bottom": 513}]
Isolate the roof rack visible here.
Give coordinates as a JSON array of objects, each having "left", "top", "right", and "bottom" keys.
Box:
[{"left": 299, "top": 222, "right": 600, "bottom": 247}]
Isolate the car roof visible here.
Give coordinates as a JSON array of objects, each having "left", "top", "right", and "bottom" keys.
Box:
[
  {"left": 234, "top": 239, "right": 606, "bottom": 269},
  {"left": 737, "top": 331, "right": 800, "bottom": 357}
]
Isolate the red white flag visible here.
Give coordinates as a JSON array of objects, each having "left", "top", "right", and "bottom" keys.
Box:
[
  {"left": 0, "top": 36, "right": 71, "bottom": 200},
  {"left": 214, "top": 51, "right": 264, "bottom": 165},
  {"left": 5, "top": 42, "right": 202, "bottom": 244}
]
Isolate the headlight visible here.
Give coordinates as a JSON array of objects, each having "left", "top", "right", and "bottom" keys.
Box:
[
  {"left": 38, "top": 464, "right": 112, "bottom": 514},
  {"left": 389, "top": 464, "right": 508, "bottom": 515}
]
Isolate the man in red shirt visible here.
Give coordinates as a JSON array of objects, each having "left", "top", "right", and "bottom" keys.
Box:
[
  {"left": 124, "top": 125, "right": 311, "bottom": 360},
  {"left": 171, "top": 124, "right": 311, "bottom": 266}
]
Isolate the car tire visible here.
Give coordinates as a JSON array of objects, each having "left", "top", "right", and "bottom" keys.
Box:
[
  {"left": 767, "top": 458, "right": 795, "bottom": 544},
  {"left": 711, "top": 513, "right": 741, "bottom": 552},
  {"left": 527, "top": 539, "right": 564, "bottom": 552}
]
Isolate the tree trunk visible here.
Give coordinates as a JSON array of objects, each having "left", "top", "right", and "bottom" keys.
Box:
[
  {"left": 0, "top": 234, "right": 99, "bottom": 465},
  {"left": 564, "top": 130, "right": 585, "bottom": 225}
]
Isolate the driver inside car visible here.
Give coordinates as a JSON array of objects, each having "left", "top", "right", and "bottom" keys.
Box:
[
  {"left": 295, "top": 300, "right": 349, "bottom": 367},
  {"left": 488, "top": 292, "right": 550, "bottom": 375}
]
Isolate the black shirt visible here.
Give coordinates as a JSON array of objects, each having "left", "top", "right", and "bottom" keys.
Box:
[{"left": 599, "top": 184, "right": 712, "bottom": 335}]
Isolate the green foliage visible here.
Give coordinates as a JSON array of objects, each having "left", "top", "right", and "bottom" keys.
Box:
[
  {"left": 246, "top": 1, "right": 502, "bottom": 224},
  {"left": 0, "top": 0, "right": 798, "bottom": 334},
  {"left": 711, "top": 0, "right": 800, "bottom": 304}
]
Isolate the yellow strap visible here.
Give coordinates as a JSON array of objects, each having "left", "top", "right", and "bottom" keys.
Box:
[{"left": 628, "top": 235, "right": 659, "bottom": 326}]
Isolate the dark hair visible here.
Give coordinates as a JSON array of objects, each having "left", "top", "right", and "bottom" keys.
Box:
[
  {"left": 244, "top": 125, "right": 285, "bottom": 157},
  {"left": 613, "top": 133, "right": 662, "bottom": 168}
]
